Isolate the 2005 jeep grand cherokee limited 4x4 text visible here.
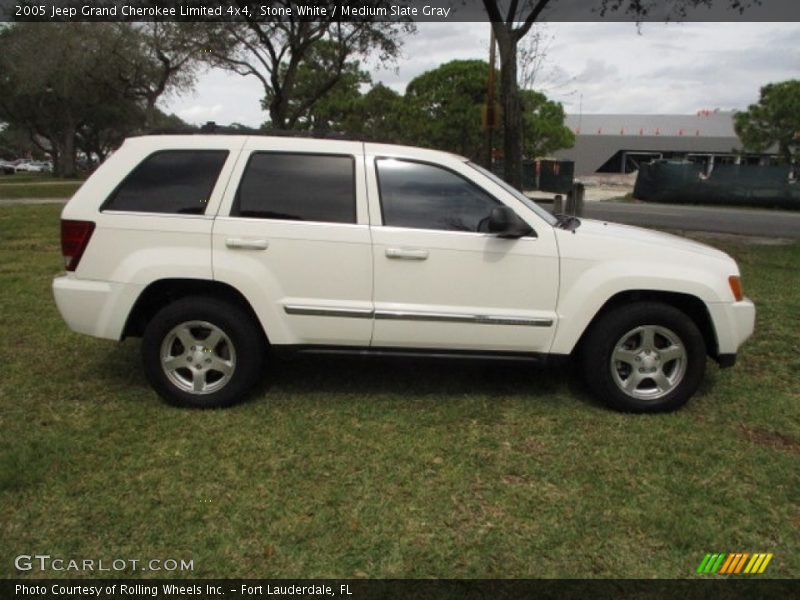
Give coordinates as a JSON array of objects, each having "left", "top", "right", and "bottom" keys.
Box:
[{"left": 53, "top": 135, "right": 755, "bottom": 412}]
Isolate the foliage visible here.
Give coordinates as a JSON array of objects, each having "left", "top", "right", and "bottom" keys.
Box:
[
  {"left": 359, "top": 60, "right": 572, "bottom": 161},
  {"left": 0, "top": 122, "right": 40, "bottom": 160},
  {"left": 0, "top": 23, "right": 199, "bottom": 177},
  {"left": 521, "top": 90, "right": 575, "bottom": 158},
  {"left": 402, "top": 60, "right": 492, "bottom": 160},
  {"left": 266, "top": 42, "right": 372, "bottom": 133},
  {"left": 110, "top": 23, "right": 205, "bottom": 129},
  {"left": 734, "top": 79, "right": 800, "bottom": 167},
  {"left": 344, "top": 83, "right": 408, "bottom": 143},
  {"left": 202, "top": 9, "right": 413, "bottom": 130},
  {"left": 0, "top": 24, "right": 113, "bottom": 176}
]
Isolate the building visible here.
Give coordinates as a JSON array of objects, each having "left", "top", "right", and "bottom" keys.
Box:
[{"left": 553, "top": 110, "right": 777, "bottom": 177}]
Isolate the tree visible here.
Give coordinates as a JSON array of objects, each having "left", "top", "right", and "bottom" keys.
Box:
[
  {"left": 346, "top": 83, "right": 408, "bottom": 143},
  {"left": 110, "top": 23, "right": 205, "bottom": 130},
  {"left": 265, "top": 41, "right": 371, "bottom": 132},
  {"left": 734, "top": 79, "right": 800, "bottom": 168},
  {"left": 403, "top": 60, "right": 496, "bottom": 160},
  {"left": 201, "top": 4, "right": 413, "bottom": 129},
  {"left": 521, "top": 89, "right": 574, "bottom": 158},
  {"left": 0, "top": 122, "right": 39, "bottom": 160},
  {"left": 481, "top": 0, "right": 759, "bottom": 189},
  {"left": 390, "top": 60, "right": 571, "bottom": 161},
  {"left": 0, "top": 24, "right": 119, "bottom": 176},
  {"left": 0, "top": 23, "right": 200, "bottom": 176}
]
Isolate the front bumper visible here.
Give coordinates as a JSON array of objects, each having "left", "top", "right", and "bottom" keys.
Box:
[{"left": 708, "top": 298, "right": 756, "bottom": 358}]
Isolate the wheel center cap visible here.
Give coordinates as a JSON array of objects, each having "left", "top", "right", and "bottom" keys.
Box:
[{"left": 641, "top": 355, "right": 658, "bottom": 369}]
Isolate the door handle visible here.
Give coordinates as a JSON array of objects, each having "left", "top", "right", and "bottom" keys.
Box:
[
  {"left": 385, "top": 247, "right": 429, "bottom": 260},
  {"left": 225, "top": 237, "right": 269, "bottom": 250}
]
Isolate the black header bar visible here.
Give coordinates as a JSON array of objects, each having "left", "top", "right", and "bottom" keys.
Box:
[{"left": 2, "top": 0, "right": 800, "bottom": 23}]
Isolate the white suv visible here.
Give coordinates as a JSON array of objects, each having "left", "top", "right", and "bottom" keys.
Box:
[{"left": 53, "top": 135, "right": 755, "bottom": 412}]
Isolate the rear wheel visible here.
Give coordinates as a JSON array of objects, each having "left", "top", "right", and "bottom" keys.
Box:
[
  {"left": 581, "top": 302, "right": 706, "bottom": 413},
  {"left": 142, "top": 297, "right": 264, "bottom": 408}
]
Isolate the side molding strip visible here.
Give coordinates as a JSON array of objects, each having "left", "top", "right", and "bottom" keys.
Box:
[
  {"left": 283, "top": 305, "right": 552, "bottom": 327},
  {"left": 284, "top": 305, "right": 373, "bottom": 319}
]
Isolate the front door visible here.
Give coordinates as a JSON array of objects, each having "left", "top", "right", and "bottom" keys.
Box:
[{"left": 366, "top": 153, "right": 559, "bottom": 353}]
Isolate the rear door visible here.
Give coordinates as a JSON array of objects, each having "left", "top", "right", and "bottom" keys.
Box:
[{"left": 212, "top": 138, "right": 373, "bottom": 348}]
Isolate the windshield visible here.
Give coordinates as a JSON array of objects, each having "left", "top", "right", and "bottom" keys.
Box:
[{"left": 466, "top": 161, "right": 558, "bottom": 226}]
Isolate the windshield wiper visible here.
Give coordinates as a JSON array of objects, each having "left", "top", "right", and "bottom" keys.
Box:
[{"left": 554, "top": 213, "right": 581, "bottom": 231}]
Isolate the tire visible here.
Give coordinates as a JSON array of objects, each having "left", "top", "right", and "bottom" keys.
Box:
[
  {"left": 141, "top": 296, "right": 265, "bottom": 408},
  {"left": 581, "top": 302, "right": 706, "bottom": 413}
]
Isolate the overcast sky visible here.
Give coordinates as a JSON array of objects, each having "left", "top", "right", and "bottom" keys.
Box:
[{"left": 162, "top": 22, "right": 800, "bottom": 127}]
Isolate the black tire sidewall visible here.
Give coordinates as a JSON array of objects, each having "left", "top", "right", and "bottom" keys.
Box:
[
  {"left": 582, "top": 302, "right": 706, "bottom": 413},
  {"left": 141, "top": 297, "right": 264, "bottom": 408}
]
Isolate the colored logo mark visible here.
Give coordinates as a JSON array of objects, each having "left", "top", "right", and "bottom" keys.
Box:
[{"left": 696, "top": 553, "right": 773, "bottom": 575}]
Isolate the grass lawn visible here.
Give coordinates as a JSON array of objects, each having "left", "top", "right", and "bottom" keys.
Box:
[
  {"left": 0, "top": 174, "right": 83, "bottom": 199},
  {"left": 1, "top": 204, "right": 798, "bottom": 579}
]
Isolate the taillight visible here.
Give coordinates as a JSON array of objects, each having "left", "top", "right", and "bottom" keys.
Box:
[
  {"left": 61, "top": 220, "right": 95, "bottom": 271},
  {"left": 728, "top": 275, "right": 743, "bottom": 301}
]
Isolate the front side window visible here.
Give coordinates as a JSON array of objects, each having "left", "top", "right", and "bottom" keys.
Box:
[
  {"left": 232, "top": 153, "right": 355, "bottom": 224},
  {"left": 104, "top": 150, "right": 228, "bottom": 214},
  {"left": 376, "top": 159, "right": 499, "bottom": 232}
]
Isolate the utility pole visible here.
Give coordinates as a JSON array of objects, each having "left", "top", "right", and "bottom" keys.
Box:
[{"left": 484, "top": 25, "right": 497, "bottom": 169}]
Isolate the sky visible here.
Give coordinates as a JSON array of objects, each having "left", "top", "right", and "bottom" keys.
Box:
[{"left": 161, "top": 22, "right": 800, "bottom": 128}]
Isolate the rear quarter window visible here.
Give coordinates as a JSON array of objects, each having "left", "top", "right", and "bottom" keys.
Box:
[{"left": 102, "top": 150, "right": 229, "bottom": 214}]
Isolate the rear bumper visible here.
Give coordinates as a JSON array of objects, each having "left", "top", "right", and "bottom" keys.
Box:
[{"left": 52, "top": 275, "right": 143, "bottom": 340}]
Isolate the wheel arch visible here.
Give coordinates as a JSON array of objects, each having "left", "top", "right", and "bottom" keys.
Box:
[
  {"left": 574, "top": 290, "right": 718, "bottom": 359},
  {"left": 122, "top": 278, "right": 268, "bottom": 345}
]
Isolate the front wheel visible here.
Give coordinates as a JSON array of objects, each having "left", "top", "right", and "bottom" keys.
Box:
[
  {"left": 141, "top": 297, "right": 265, "bottom": 408},
  {"left": 581, "top": 302, "right": 706, "bottom": 413}
]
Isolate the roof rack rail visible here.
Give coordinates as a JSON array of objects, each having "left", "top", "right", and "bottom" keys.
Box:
[{"left": 141, "top": 122, "right": 368, "bottom": 142}]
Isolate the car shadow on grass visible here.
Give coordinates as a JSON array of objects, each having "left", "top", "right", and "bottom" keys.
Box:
[
  {"left": 254, "top": 352, "right": 601, "bottom": 409},
  {"left": 94, "top": 340, "right": 601, "bottom": 410}
]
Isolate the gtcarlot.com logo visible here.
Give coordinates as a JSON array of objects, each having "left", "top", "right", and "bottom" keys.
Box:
[
  {"left": 14, "top": 554, "right": 194, "bottom": 573},
  {"left": 696, "top": 552, "right": 773, "bottom": 575}
]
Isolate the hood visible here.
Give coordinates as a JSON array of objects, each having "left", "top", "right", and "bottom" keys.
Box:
[{"left": 565, "top": 218, "right": 733, "bottom": 261}]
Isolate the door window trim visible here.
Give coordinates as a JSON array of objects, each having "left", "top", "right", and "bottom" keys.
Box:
[
  {"left": 230, "top": 151, "right": 357, "bottom": 225},
  {"left": 374, "top": 156, "right": 503, "bottom": 234}
]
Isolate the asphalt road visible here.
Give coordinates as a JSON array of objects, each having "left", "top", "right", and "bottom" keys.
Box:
[{"left": 555, "top": 201, "right": 800, "bottom": 239}]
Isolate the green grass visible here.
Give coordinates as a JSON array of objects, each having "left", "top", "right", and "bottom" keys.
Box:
[
  {"left": 1, "top": 204, "right": 798, "bottom": 579},
  {"left": 0, "top": 173, "right": 84, "bottom": 199}
]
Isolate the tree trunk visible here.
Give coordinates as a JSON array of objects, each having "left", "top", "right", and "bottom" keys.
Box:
[
  {"left": 144, "top": 96, "right": 158, "bottom": 131},
  {"left": 496, "top": 31, "right": 522, "bottom": 190},
  {"left": 55, "top": 129, "right": 77, "bottom": 178},
  {"left": 268, "top": 95, "right": 288, "bottom": 130}
]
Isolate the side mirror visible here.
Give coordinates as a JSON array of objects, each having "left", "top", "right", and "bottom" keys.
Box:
[{"left": 488, "top": 206, "right": 535, "bottom": 238}]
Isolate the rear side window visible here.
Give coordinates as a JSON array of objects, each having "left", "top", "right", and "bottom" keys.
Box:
[
  {"left": 103, "top": 150, "right": 228, "bottom": 214},
  {"left": 232, "top": 153, "right": 355, "bottom": 223}
]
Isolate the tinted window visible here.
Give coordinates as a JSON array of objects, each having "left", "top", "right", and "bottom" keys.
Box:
[
  {"left": 104, "top": 150, "right": 228, "bottom": 214},
  {"left": 377, "top": 159, "right": 499, "bottom": 232},
  {"left": 233, "top": 153, "right": 355, "bottom": 223}
]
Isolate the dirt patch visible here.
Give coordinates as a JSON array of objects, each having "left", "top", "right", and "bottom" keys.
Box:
[{"left": 739, "top": 424, "right": 800, "bottom": 453}]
